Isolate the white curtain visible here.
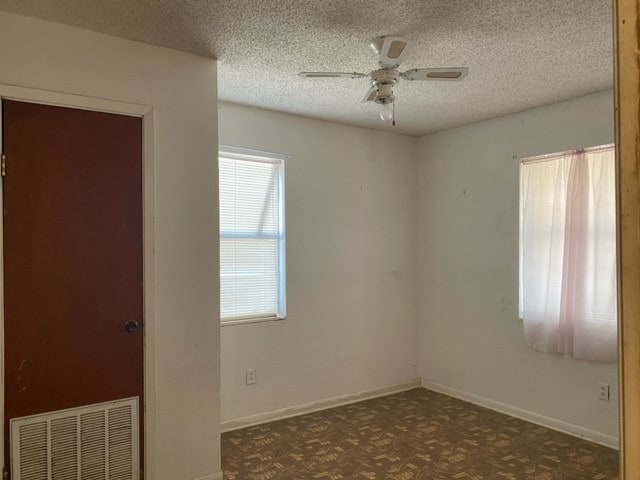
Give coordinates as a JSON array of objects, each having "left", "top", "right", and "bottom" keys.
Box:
[{"left": 519, "top": 145, "right": 617, "bottom": 362}]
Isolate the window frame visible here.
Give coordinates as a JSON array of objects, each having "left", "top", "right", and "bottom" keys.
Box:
[{"left": 218, "top": 145, "right": 288, "bottom": 326}]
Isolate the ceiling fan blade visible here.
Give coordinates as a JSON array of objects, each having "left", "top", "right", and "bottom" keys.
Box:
[
  {"left": 401, "top": 67, "right": 469, "bottom": 81},
  {"left": 372, "top": 36, "right": 413, "bottom": 68},
  {"left": 362, "top": 85, "right": 378, "bottom": 102},
  {"left": 299, "top": 72, "right": 368, "bottom": 79}
]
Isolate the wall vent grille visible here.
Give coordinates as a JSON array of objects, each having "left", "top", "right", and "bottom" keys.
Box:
[{"left": 10, "top": 398, "right": 138, "bottom": 480}]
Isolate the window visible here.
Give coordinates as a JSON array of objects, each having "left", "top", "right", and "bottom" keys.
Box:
[
  {"left": 519, "top": 144, "right": 617, "bottom": 362},
  {"left": 219, "top": 146, "right": 286, "bottom": 324}
]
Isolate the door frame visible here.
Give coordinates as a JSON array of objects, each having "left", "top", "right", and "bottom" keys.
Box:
[
  {"left": 615, "top": 0, "right": 640, "bottom": 478},
  {"left": 0, "top": 84, "right": 156, "bottom": 480}
]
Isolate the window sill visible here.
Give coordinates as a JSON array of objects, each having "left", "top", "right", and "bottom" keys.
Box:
[{"left": 221, "top": 316, "right": 286, "bottom": 327}]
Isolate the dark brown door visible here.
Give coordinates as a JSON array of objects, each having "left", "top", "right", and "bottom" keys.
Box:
[{"left": 2, "top": 100, "right": 143, "bottom": 466}]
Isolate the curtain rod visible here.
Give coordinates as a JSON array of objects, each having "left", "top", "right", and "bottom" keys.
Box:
[{"left": 520, "top": 143, "right": 615, "bottom": 165}]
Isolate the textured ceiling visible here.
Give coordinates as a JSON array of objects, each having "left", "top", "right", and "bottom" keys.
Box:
[{"left": 0, "top": 0, "right": 613, "bottom": 136}]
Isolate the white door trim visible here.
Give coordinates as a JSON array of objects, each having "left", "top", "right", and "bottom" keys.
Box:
[{"left": 0, "top": 83, "right": 157, "bottom": 480}]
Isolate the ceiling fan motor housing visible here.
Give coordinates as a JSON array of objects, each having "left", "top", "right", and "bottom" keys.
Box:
[{"left": 371, "top": 69, "right": 399, "bottom": 104}]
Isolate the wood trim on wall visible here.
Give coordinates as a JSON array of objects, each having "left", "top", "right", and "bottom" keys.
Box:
[{"left": 614, "top": 0, "right": 640, "bottom": 478}]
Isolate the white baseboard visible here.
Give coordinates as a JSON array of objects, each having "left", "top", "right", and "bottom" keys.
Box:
[
  {"left": 221, "top": 379, "right": 421, "bottom": 432},
  {"left": 421, "top": 379, "right": 619, "bottom": 450}
]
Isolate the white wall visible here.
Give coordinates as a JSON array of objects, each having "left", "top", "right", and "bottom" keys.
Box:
[
  {"left": 0, "top": 12, "right": 221, "bottom": 480},
  {"left": 417, "top": 90, "right": 618, "bottom": 443},
  {"left": 218, "top": 102, "right": 419, "bottom": 423}
]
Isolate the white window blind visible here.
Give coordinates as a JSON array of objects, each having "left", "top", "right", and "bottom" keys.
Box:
[{"left": 219, "top": 147, "right": 286, "bottom": 323}]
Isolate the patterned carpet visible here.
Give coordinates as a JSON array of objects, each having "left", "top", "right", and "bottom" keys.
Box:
[{"left": 221, "top": 388, "right": 619, "bottom": 479}]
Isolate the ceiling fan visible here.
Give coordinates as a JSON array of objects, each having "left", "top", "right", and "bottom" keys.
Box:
[{"left": 299, "top": 36, "right": 468, "bottom": 124}]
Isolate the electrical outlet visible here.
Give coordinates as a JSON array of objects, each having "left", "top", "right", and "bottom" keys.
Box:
[
  {"left": 246, "top": 368, "right": 256, "bottom": 385},
  {"left": 598, "top": 382, "right": 610, "bottom": 401}
]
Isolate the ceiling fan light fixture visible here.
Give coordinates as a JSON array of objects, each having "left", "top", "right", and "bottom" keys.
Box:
[{"left": 379, "top": 100, "right": 394, "bottom": 121}]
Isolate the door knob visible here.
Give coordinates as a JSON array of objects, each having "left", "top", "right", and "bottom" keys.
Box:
[{"left": 124, "top": 319, "right": 139, "bottom": 333}]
